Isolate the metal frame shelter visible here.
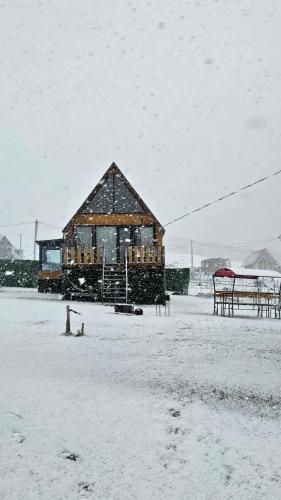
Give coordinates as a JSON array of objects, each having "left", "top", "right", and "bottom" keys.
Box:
[{"left": 213, "top": 267, "right": 281, "bottom": 318}]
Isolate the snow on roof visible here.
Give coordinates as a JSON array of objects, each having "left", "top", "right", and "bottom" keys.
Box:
[
  {"left": 243, "top": 248, "right": 276, "bottom": 267},
  {"left": 0, "top": 234, "right": 15, "bottom": 245},
  {"left": 244, "top": 246, "right": 281, "bottom": 267},
  {"left": 213, "top": 267, "right": 281, "bottom": 279},
  {"left": 268, "top": 246, "right": 281, "bottom": 266}
]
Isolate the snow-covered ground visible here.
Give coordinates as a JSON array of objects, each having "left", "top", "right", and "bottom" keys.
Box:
[{"left": 1, "top": 288, "right": 281, "bottom": 499}]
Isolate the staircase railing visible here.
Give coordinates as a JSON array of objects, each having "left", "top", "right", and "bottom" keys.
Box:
[
  {"left": 125, "top": 247, "right": 128, "bottom": 304},
  {"left": 101, "top": 247, "right": 105, "bottom": 304}
]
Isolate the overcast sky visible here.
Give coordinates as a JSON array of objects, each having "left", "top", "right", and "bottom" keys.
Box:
[{"left": 1, "top": 0, "right": 281, "bottom": 260}]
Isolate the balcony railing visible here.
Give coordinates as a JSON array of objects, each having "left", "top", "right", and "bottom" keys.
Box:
[
  {"left": 63, "top": 246, "right": 164, "bottom": 266},
  {"left": 128, "top": 246, "right": 164, "bottom": 265},
  {"left": 63, "top": 247, "right": 103, "bottom": 265}
]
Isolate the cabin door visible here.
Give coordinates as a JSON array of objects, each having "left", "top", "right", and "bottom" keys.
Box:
[{"left": 96, "top": 226, "right": 117, "bottom": 264}]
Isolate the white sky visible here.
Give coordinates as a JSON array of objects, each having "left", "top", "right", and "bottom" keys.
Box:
[{"left": 1, "top": 0, "right": 281, "bottom": 259}]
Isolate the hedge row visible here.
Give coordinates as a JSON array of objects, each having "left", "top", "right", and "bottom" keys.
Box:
[
  {"left": 0, "top": 260, "right": 38, "bottom": 288},
  {"left": 165, "top": 268, "right": 190, "bottom": 294}
]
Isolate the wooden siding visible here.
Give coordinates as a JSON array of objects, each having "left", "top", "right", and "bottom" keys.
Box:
[
  {"left": 65, "top": 213, "right": 156, "bottom": 231},
  {"left": 155, "top": 226, "right": 164, "bottom": 247},
  {"left": 38, "top": 270, "right": 63, "bottom": 280}
]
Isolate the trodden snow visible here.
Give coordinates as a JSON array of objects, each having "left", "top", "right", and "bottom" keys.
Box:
[{"left": 1, "top": 288, "right": 281, "bottom": 499}]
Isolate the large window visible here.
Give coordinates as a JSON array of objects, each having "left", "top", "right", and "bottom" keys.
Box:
[
  {"left": 134, "top": 226, "right": 154, "bottom": 247},
  {"left": 96, "top": 226, "right": 117, "bottom": 263},
  {"left": 73, "top": 226, "right": 93, "bottom": 248},
  {"left": 42, "top": 248, "right": 61, "bottom": 271}
]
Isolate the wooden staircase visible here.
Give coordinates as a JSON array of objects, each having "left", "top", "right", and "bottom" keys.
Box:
[{"left": 102, "top": 265, "right": 128, "bottom": 303}]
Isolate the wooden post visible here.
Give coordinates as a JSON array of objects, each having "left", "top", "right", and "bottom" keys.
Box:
[
  {"left": 64, "top": 247, "right": 69, "bottom": 265},
  {"left": 19, "top": 234, "right": 22, "bottom": 259},
  {"left": 145, "top": 246, "right": 150, "bottom": 263},
  {"left": 70, "top": 247, "right": 75, "bottom": 264},
  {"left": 65, "top": 305, "right": 71, "bottom": 335},
  {"left": 77, "top": 247, "right": 81, "bottom": 264},
  {"left": 140, "top": 246, "right": 144, "bottom": 264},
  {"left": 33, "top": 220, "right": 39, "bottom": 260}
]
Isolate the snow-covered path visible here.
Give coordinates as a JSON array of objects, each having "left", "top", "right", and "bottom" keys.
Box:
[{"left": 1, "top": 288, "right": 281, "bottom": 499}]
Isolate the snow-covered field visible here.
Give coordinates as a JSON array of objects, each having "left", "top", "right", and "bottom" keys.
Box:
[{"left": 1, "top": 288, "right": 281, "bottom": 499}]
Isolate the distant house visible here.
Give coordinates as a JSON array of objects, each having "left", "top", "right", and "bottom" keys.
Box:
[
  {"left": 0, "top": 235, "right": 22, "bottom": 260},
  {"left": 244, "top": 248, "right": 281, "bottom": 273},
  {"left": 201, "top": 257, "right": 231, "bottom": 276}
]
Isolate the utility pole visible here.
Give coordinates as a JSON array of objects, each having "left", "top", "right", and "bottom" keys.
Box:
[
  {"left": 190, "top": 240, "right": 194, "bottom": 278},
  {"left": 19, "top": 234, "right": 22, "bottom": 259},
  {"left": 33, "top": 220, "right": 39, "bottom": 260}
]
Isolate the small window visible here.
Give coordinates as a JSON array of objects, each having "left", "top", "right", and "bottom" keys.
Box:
[{"left": 42, "top": 248, "right": 61, "bottom": 271}]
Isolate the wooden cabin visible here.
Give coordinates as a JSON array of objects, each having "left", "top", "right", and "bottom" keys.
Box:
[{"left": 37, "top": 163, "right": 165, "bottom": 303}]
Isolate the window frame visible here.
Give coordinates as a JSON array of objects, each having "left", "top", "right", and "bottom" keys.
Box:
[
  {"left": 73, "top": 225, "right": 94, "bottom": 248},
  {"left": 41, "top": 247, "right": 62, "bottom": 271}
]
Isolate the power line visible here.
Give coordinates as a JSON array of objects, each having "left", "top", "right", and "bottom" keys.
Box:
[
  {"left": 0, "top": 221, "right": 62, "bottom": 230},
  {"left": 192, "top": 236, "right": 280, "bottom": 250},
  {"left": 0, "top": 222, "right": 34, "bottom": 228},
  {"left": 164, "top": 167, "right": 281, "bottom": 227}
]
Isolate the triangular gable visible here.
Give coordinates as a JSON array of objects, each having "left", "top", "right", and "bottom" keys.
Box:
[
  {"left": 244, "top": 248, "right": 281, "bottom": 270},
  {"left": 83, "top": 165, "right": 144, "bottom": 215},
  {"left": 63, "top": 163, "right": 164, "bottom": 231}
]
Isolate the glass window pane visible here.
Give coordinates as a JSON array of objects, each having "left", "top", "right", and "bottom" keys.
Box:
[
  {"left": 74, "top": 226, "right": 93, "bottom": 247},
  {"left": 96, "top": 226, "right": 117, "bottom": 264},
  {"left": 42, "top": 248, "right": 61, "bottom": 270},
  {"left": 140, "top": 226, "right": 154, "bottom": 247}
]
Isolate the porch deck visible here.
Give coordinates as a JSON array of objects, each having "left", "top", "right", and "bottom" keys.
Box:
[{"left": 63, "top": 245, "right": 165, "bottom": 266}]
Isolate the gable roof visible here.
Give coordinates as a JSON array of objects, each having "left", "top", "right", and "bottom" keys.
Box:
[
  {"left": 0, "top": 235, "right": 16, "bottom": 248},
  {"left": 213, "top": 267, "right": 281, "bottom": 279},
  {"left": 63, "top": 162, "right": 164, "bottom": 232},
  {"left": 0, "top": 235, "right": 21, "bottom": 258},
  {"left": 244, "top": 248, "right": 281, "bottom": 268}
]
